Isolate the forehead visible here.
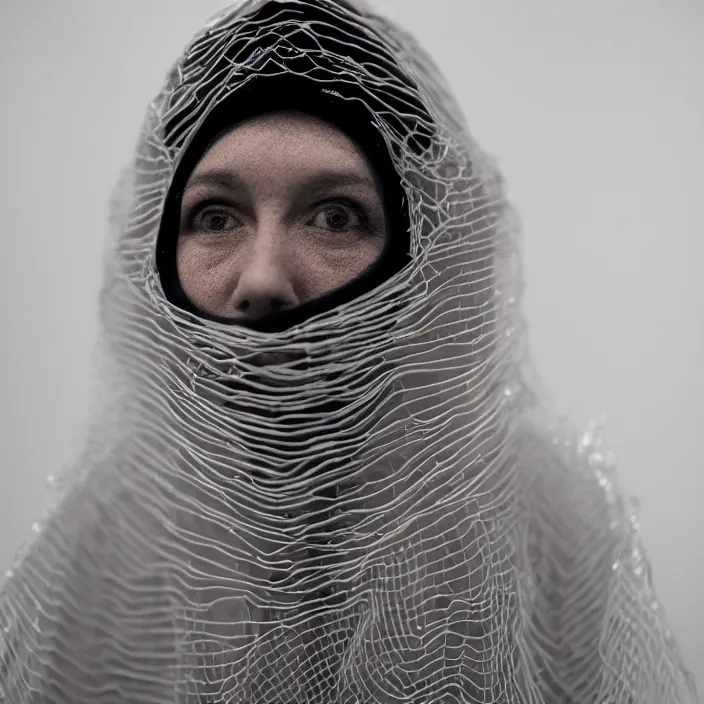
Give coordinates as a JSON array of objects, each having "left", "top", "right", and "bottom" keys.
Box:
[{"left": 192, "top": 110, "right": 371, "bottom": 174}]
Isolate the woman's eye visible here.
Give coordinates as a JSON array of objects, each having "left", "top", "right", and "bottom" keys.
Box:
[
  {"left": 311, "top": 204, "right": 362, "bottom": 232},
  {"left": 194, "top": 208, "right": 237, "bottom": 233}
]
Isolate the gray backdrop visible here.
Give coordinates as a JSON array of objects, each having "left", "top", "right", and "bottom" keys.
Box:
[{"left": 1, "top": 0, "right": 701, "bottom": 690}]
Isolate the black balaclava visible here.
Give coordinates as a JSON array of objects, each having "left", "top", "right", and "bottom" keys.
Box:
[
  {"left": 156, "top": 1, "right": 431, "bottom": 333},
  {"left": 157, "top": 80, "right": 410, "bottom": 333}
]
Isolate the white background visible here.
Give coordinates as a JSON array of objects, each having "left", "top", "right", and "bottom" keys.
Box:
[{"left": 0, "top": 0, "right": 701, "bottom": 690}]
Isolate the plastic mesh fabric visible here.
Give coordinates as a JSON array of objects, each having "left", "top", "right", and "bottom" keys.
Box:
[{"left": 0, "top": 1, "right": 698, "bottom": 702}]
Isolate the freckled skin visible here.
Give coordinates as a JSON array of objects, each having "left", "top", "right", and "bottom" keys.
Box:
[{"left": 177, "top": 110, "right": 388, "bottom": 320}]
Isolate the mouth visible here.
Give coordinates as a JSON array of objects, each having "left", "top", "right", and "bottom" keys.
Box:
[
  {"left": 220, "top": 349, "right": 314, "bottom": 401},
  {"left": 248, "top": 350, "right": 306, "bottom": 368}
]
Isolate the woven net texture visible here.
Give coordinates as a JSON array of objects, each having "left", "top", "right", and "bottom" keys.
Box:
[{"left": 0, "top": 1, "right": 697, "bottom": 702}]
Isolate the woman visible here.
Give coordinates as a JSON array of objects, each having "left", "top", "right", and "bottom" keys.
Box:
[{"left": 0, "top": 0, "right": 697, "bottom": 702}]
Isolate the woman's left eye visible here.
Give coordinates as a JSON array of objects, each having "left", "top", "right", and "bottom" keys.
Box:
[{"left": 310, "top": 204, "right": 363, "bottom": 232}]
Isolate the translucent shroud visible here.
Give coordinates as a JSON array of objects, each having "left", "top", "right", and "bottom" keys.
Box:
[{"left": 0, "top": 1, "right": 697, "bottom": 702}]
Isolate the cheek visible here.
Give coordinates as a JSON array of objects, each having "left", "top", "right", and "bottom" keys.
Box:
[
  {"left": 176, "top": 239, "right": 239, "bottom": 309},
  {"left": 305, "top": 239, "right": 386, "bottom": 294}
]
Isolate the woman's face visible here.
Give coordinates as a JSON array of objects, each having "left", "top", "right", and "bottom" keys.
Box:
[{"left": 177, "top": 110, "right": 388, "bottom": 320}]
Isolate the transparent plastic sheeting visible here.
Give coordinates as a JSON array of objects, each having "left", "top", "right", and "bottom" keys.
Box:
[{"left": 0, "top": 1, "right": 697, "bottom": 702}]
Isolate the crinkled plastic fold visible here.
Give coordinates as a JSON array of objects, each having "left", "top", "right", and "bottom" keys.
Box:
[{"left": 0, "top": 0, "right": 697, "bottom": 702}]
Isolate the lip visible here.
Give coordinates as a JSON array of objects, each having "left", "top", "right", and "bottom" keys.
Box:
[
  {"left": 249, "top": 351, "right": 303, "bottom": 367},
  {"left": 223, "top": 350, "right": 312, "bottom": 396}
]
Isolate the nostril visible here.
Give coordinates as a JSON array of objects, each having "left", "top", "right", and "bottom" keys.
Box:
[{"left": 237, "top": 297, "right": 290, "bottom": 317}]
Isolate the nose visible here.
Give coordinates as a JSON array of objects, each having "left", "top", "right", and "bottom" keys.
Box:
[{"left": 229, "top": 234, "right": 300, "bottom": 319}]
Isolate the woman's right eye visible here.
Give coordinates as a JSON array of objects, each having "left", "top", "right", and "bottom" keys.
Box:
[{"left": 193, "top": 208, "right": 238, "bottom": 233}]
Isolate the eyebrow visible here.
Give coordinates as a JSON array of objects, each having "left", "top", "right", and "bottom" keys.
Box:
[{"left": 184, "top": 169, "right": 377, "bottom": 195}]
